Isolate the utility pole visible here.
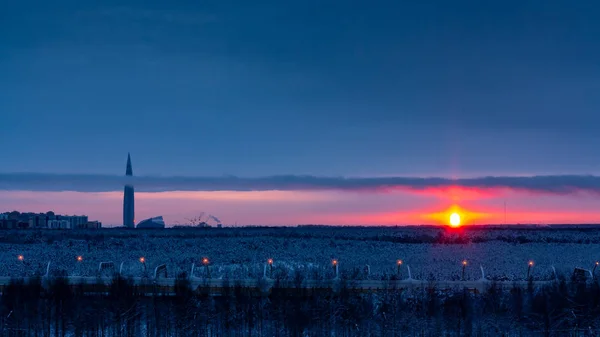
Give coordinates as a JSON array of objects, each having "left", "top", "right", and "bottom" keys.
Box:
[{"left": 504, "top": 201, "right": 507, "bottom": 225}]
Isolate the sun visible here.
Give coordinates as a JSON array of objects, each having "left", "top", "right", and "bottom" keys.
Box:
[
  {"left": 449, "top": 212, "right": 461, "bottom": 227},
  {"left": 423, "top": 205, "right": 488, "bottom": 227}
]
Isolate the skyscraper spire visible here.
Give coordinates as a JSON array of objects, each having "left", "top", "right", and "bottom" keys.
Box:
[
  {"left": 126, "top": 152, "right": 133, "bottom": 176},
  {"left": 123, "top": 153, "right": 135, "bottom": 228}
]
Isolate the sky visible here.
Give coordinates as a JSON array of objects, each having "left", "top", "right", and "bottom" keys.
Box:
[{"left": 1, "top": 1, "right": 600, "bottom": 226}]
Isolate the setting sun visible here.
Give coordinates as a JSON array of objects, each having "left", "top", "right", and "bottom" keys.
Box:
[
  {"left": 422, "top": 204, "right": 490, "bottom": 227},
  {"left": 449, "top": 212, "right": 461, "bottom": 227}
]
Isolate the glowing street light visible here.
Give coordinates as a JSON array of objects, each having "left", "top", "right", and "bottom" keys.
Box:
[
  {"left": 332, "top": 259, "right": 339, "bottom": 279},
  {"left": 268, "top": 258, "right": 274, "bottom": 278},
  {"left": 593, "top": 261, "right": 599, "bottom": 278},
  {"left": 396, "top": 259, "right": 403, "bottom": 276},
  {"left": 202, "top": 257, "right": 210, "bottom": 278},
  {"left": 74, "top": 255, "right": 84, "bottom": 276},
  {"left": 462, "top": 260, "right": 467, "bottom": 281},
  {"left": 527, "top": 261, "right": 534, "bottom": 279},
  {"left": 139, "top": 257, "right": 146, "bottom": 273},
  {"left": 18, "top": 255, "right": 24, "bottom": 262}
]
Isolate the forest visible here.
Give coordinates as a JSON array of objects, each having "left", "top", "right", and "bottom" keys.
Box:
[{"left": 2, "top": 273, "right": 600, "bottom": 336}]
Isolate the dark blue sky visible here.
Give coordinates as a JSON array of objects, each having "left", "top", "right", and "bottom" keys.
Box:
[{"left": 2, "top": 0, "right": 600, "bottom": 178}]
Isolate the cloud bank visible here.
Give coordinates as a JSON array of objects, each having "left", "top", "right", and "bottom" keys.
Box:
[{"left": 1, "top": 173, "right": 600, "bottom": 195}]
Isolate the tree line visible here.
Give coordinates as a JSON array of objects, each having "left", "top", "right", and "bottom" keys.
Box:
[{"left": 1, "top": 273, "right": 600, "bottom": 336}]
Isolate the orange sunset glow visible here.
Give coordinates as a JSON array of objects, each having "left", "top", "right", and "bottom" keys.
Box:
[
  {"left": 2, "top": 189, "right": 600, "bottom": 226},
  {"left": 422, "top": 205, "right": 490, "bottom": 227},
  {"left": 410, "top": 186, "right": 500, "bottom": 201}
]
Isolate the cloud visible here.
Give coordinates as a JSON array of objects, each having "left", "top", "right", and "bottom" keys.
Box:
[{"left": 2, "top": 173, "right": 600, "bottom": 195}]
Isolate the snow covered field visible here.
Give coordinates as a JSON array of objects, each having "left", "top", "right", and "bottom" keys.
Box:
[{"left": 0, "top": 226, "right": 598, "bottom": 281}]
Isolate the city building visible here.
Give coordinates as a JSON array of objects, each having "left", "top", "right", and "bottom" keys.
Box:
[
  {"left": 47, "top": 219, "right": 70, "bottom": 229},
  {"left": 123, "top": 153, "right": 135, "bottom": 228},
  {"left": 87, "top": 221, "right": 102, "bottom": 229},
  {"left": 28, "top": 214, "right": 47, "bottom": 228},
  {"left": 136, "top": 216, "right": 165, "bottom": 229},
  {"left": 67, "top": 215, "right": 89, "bottom": 229},
  {"left": 75, "top": 221, "right": 102, "bottom": 229},
  {"left": 0, "top": 211, "right": 100, "bottom": 230},
  {"left": 0, "top": 218, "right": 17, "bottom": 229}
]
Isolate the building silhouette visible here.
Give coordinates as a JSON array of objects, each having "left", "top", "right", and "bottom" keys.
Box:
[
  {"left": 136, "top": 216, "right": 165, "bottom": 229},
  {"left": 123, "top": 153, "right": 135, "bottom": 228}
]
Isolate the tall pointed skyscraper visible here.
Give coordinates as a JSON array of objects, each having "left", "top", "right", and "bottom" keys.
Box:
[{"left": 123, "top": 153, "right": 135, "bottom": 228}]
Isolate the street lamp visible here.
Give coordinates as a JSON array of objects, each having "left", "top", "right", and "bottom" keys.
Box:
[
  {"left": 462, "top": 260, "right": 467, "bottom": 281},
  {"left": 396, "top": 259, "right": 403, "bottom": 276},
  {"left": 202, "top": 257, "right": 210, "bottom": 278},
  {"left": 75, "top": 255, "right": 83, "bottom": 276},
  {"left": 140, "top": 257, "right": 146, "bottom": 273},
  {"left": 17, "top": 255, "right": 25, "bottom": 278},
  {"left": 267, "top": 258, "right": 274, "bottom": 278},
  {"left": 332, "top": 259, "right": 339, "bottom": 279},
  {"left": 527, "top": 261, "right": 534, "bottom": 279},
  {"left": 593, "top": 261, "right": 599, "bottom": 278}
]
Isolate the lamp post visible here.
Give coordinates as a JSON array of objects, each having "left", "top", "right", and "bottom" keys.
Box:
[
  {"left": 76, "top": 256, "right": 83, "bottom": 276},
  {"left": 527, "top": 261, "right": 534, "bottom": 279},
  {"left": 139, "top": 257, "right": 146, "bottom": 273},
  {"left": 396, "top": 260, "right": 403, "bottom": 277},
  {"left": 332, "top": 259, "right": 338, "bottom": 279},
  {"left": 267, "top": 258, "right": 274, "bottom": 278},
  {"left": 593, "top": 262, "right": 599, "bottom": 279},
  {"left": 17, "top": 255, "right": 24, "bottom": 278},
  {"left": 462, "top": 260, "right": 467, "bottom": 281},
  {"left": 202, "top": 257, "right": 210, "bottom": 278}
]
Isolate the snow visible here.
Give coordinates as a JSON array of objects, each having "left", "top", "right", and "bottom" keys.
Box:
[{"left": 0, "top": 226, "right": 598, "bottom": 281}]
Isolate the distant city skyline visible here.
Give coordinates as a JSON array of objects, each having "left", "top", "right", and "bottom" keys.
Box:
[
  {"left": 1, "top": 1, "right": 600, "bottom": 225},
  {"left": 0, "top": 210, "right": 101, "bottom": 229}
]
